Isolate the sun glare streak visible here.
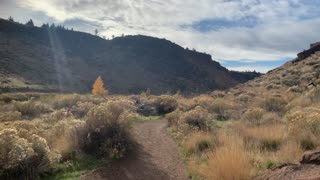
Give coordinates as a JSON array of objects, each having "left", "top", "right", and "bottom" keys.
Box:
[{"left": 47, "top": 27, "right": 73, "bottom": 92}]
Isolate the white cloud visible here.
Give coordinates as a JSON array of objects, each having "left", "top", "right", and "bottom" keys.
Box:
[
  {"left": 1, "top": 0, "right": 320, "bottom": 64},
  {"left": 227, "top": 66, "right": 273, "bottom": 73}
]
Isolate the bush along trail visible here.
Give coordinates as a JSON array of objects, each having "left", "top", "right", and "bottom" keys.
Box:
[{"left": 80, "top": 119, "right": 187, "bottom": 180}]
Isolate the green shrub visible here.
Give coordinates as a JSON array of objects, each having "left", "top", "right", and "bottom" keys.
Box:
[
  {"left": 265, "top": 160, "right": 276, "bottom": 169},
  {"left": 153, "top": 95, "right": 178, "bottom": 115},
  {"left": 71, "top": 102, "right": 95, "bottom": 118},
  {"left": 0, "top": 94, "right": 29, "bottom": 103},
  {"left": 14, "top": 100, "right": 51, "bottom": 117},
  {"left": 51, "top": 94, "right": 81, "bottom": 110},
  {"left": 180, "top": 106, "right": 211, "bottom": 130},
  {"left": 208, "top": 98, "right": 232, "bottom": 120},
  {"left": 0, "top": 128, "right": 60, "bottom": 179},
  {"left": 243, "top": 108, "right": 265, "bottom": 126},
  {"left": 78, "top": 102, "right": 134, "bottom": 159},
  {"left": 261, "top": 97, "right": 287, "bottom": 114},
  {"left": 0, "top": 111, "right": 22, "bottom": 122},
  {"left": 165, "top": 110, "right": 181, "bottom": 127}
]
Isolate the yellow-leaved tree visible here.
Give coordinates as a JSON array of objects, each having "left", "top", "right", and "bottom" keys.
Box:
[{"left": 92, "top": 76, "right": 108, "bottom": 96}]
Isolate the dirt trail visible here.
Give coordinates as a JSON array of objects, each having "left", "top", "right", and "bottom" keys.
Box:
[{"left": 81, "top": 119, "right": 187, "bottom": 180}]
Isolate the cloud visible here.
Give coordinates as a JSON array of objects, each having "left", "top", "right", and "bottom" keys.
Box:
[
  {"left": 1, "top": 0, "right": 320, "bottom": 72},
  {"left": 227, "top": 66, "right": 272, "bottom": 73}
]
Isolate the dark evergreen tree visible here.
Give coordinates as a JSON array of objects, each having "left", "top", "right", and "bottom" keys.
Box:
[
  {"left": 25, "top": 19, "right": 34, "bottom": 26},
  {"left": 50, "top": 23, "right": 55, "bottom": 29},
  {"left": 8, "top": 16, "right": 14, "bottom": 22},
  {"left": 41, "top": 23, "right": 49, "bottom": 28}
]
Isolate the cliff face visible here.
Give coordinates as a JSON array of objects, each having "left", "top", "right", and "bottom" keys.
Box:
[
  {"left": 0, "top": 18, "right": 260, "bottom": 94},
  {"left": 297, "top": 42, "right": 320, "bottom": 61}
]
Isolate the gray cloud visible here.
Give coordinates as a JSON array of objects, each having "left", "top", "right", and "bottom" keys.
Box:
[{"left": 1, "top": 0, "right": 320, "bottom": 67}]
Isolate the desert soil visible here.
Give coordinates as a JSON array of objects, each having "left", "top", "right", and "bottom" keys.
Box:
[{"left": 80, "top": 119, "right": 187, "bottom": 180}]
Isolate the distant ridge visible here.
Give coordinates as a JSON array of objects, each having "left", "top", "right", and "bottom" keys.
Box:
[{"left": 0, "top": 18, "right": 261, "bottom": 94}]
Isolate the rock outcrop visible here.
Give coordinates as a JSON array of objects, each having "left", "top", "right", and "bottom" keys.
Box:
[{"left": 256, "top": 150, "right": 320, "bottom": 180}]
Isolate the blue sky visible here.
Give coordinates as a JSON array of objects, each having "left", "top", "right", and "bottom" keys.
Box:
[{"left": 1, "top": 0, "right": 320, "bottom": 73}]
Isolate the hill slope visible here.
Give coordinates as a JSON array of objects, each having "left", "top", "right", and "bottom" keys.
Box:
[
  {"left": 0, "top": 18, "right": 260, "bottom": 94},
  {"left": 227, "top": 45, "right": 320, "bottom": 97}
]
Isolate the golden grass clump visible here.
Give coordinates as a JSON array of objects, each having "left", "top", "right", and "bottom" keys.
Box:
[
  {"left": 183, "top": 132, "right": 213, "bottom": 156},
  {"left": 240, "top": 124, "right": 286, "bottom": 151},
  {"left": 203, "top": 133, "right": 251, "bottom": 180},
  {"left": 275, "top": 140, "right": 304, "bottom": 163}
]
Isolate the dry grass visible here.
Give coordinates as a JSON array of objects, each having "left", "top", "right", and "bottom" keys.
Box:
[
  {"left": 203, "top": 133, "right": 251, "bottom": 180},
  {"left": 1, "top": 62, "right": 320, "bottom": 179},
  {"left": 260, "top": 96, "right": 287, "bottom": 114},
  {"left": 275, "top": 140, "right": 304, "bottom": 163},
  {"left": 183, "top": 131, "right": 213, "bottom": 156},
  {"left": 241, "top": 124, "right": 287, "bottom": 152},
  {"left": 0, "top": 94, "right": 137, "bottom": 179}
]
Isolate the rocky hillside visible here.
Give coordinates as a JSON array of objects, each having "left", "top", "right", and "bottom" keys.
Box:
[
  {"left": 225, "top": 44, "right": 320, "bottom": 99},
  {"left": 0, "top": 18, "right": 260, "bottom": 94}
]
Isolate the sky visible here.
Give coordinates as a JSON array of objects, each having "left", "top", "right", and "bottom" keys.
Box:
[{"left": 1, "top": 0, "right": 320, "bottom": 73}]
